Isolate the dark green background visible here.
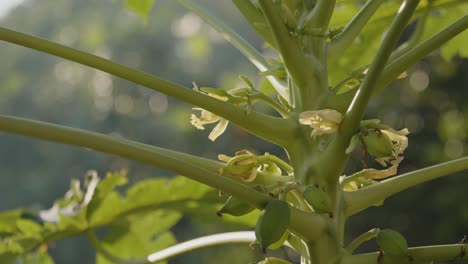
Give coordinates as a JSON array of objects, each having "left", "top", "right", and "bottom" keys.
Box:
[{"left": 0, "top": 0, "right": 466, "bottom": 263}]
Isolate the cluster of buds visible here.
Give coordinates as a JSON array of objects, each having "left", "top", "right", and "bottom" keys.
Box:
[{"left": 217, "top": 150, "right": 286, "bottom": 182}]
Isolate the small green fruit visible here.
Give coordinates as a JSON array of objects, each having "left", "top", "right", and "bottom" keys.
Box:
[
  {"left": 255, "top": 200, "right": 290, "bottom": 251},
  {"left": 302, "top": 185, "right": 332, "bottom": 214},
  {"left": 362, "top": 129, "right": 393, "bottom": 158},
  {"left": 376, "top": 229, "right": 408, "bottom": 256},
  {"left": 217, "top": 195, "right": 254, "bottom": 217}
]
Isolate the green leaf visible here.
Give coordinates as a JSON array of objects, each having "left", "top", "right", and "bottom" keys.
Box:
[
  {"left": 125, "top": 0, "right": 155, "bottom": 20},
  {"left": 96, "top": 210, "right": 179, "bottom": 264},
  {"left": 259, "top": 78, "right": 277, "bottom": 96},
  {"left": 19, "top": 250, "right": 54, "bottom": 264},
  {"left": 328, "top": 0, "right": 468, "bottom": 84},
  {"left": 16, "top": 220, "right": 43, "bottom": 240},
  {"left": 86, "top": 171, "right": 127, "bottom": 224},
  {"left": 0, "top": 210, "right": 24, "bottom": 235}
]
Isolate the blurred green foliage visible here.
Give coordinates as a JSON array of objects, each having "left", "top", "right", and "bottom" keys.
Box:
[{"left": 0, "top": 0, "right": 467, "bottom": 263}]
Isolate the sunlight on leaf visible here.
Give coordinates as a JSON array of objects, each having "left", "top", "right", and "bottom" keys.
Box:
[{"left": 125, "top": 0, "right": 155, "bottom": 20}]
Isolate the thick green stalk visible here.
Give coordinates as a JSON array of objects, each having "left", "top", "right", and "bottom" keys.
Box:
[
  {"left": 341, "top": 244, "right": 468, "bottom": 264},
  {"left": 388, "top": 1, "right": 431, "bottom": 61},
  {"left": 328, "top": 0, "right": 384, "bottom": 61},
  {"left": 0, "top": 114, "right": 326, "bottom": 242},
  {"left": 0, "top": 27, "right": 294, "bottom": 146},
  {"left": 176, "top": 0, "right": 289, "bottom": 101},
  {"left": 0, "top": 115, "right": 266, "bottom": 205},
  {"left": 257, "top": 0, "right": 323, "bottom": 111},
  {"left": 344, "top": 156, "right": 468, "bottom": 216}
]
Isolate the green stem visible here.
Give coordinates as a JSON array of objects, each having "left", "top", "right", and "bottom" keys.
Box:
[
  {"left": 341, "top": 243, "right": 468, "bottom": 264},
  {"left": 345, "top": 228, "right": 380, "bottom": 254},
  {"left": 0, "top": 114, "right": 268, "bottom": 208},
  {"left": 329, "top": 0, "right": 384, "bottom": 61},
  {"left": 86, "top": 231, "right": 148, "bottom": 264},
  {"left": 378, "top": 14, "right": 468, "bottom": 91},
  {"left": 249, "top": 93, "right": 290, "bottom": 118},
  {"left": 231, "top": 0, "right": 277, "bottom": 49},
  {"left": 388, "top": 1, "right": 431, "bottom": 61},
  {"left": 341, "top": 0, "right": 420, "bottom": 139},
  {"left": 303, "top": 0, "right": 336, "bottom": 36},
  {"left": 176, "top": 0, "right": 289, "bottom": 101},
  {"left": 257, "top": 0, "right": 323, "bottom": 111},
  {"left": 344, "top": 156, "right": 468, "bottom": 216},
  {"left": 0, "top": 27, "right": 293, "bottom": 146}
]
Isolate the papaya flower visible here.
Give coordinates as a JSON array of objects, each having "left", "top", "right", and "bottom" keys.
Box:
[
  {"left": 299, "top": 109, "right": 343, "bottom": 137},
  {"left": 190, "top": 82, "right": 229, "bottom": 141},
  {"left": 375, "top": 128, "right": 409, "bottom": 166},
  {"left": 190, "top": 108, "right": 229, "bottom": 142}
]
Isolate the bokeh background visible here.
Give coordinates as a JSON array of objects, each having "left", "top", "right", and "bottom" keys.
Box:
[{"left": 0, "top": 0, "right": 466, "bottom": 263}]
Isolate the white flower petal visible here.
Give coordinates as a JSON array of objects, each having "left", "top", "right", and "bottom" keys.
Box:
[{"left": 209, "top": 118, "right": 229, "bottom": 141}]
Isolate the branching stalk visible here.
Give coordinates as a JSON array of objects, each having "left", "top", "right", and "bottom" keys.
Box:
[
  {"left": 344, "top": 156, "right": 468, "bottom": 216},
  {"left": 257, "top": 0, "right": 323, "bottom": 111},
  {"left": 378, "top": 14, "right": 468, "bottom": 92},
  {"left": 341, "top": 0, "right": 420, "bottom": 138},
  {"left": 0, "top": 27, "right": 294, "bottom": 146}
]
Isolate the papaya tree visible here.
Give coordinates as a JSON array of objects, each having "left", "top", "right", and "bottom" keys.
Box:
[{"left": 0, "top": 0, "right": 467, "bottom": 263}]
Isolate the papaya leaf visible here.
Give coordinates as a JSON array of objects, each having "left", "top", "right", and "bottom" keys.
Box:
[
  {"left": 329, "top": 0, "right": 467, "bottom": 84},
  {"left": 96, "top": 210, "right": 179, "bottom": 264},
  {"left": 125, "top": 0, "right": 155, "bottom": 20}
]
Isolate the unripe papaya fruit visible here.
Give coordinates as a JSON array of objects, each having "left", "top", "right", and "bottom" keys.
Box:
[
  {"left": 217, "top": 185, "right": 266, "bottom": 217},
  {"left": 302, "top": 185, "right": 332, "bottom": 214},
  {"left": 255, "top": 199, "right": 290, "bottom": 251},
  {"left": 217, "top": 195, "right": 254, "bottom": 217},
  {"left": 362, "top": 129, "right": 393, "bottom": 158},
  {"left": 376, "top": 229, "right": 408, "bottom": 256}
]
